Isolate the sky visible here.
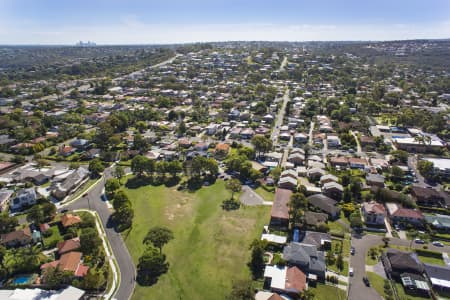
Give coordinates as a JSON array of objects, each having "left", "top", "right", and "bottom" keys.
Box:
[{"left": 0, "top": 0, "right": 449, "bottom": 44}]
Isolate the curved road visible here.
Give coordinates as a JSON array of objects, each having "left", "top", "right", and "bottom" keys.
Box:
[{"left": 59, "top": 167, "right": 136, "bottom": 300}]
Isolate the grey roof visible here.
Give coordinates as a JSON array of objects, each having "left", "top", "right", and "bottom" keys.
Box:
[
  {"left": 304, "top": 211, "right": 328, "bottom": 226},
  {"left": 307, "top": 194, "right": 340, "bottom": 216},
  {"left": 424, "top": 263, "right": 450, "bottom": 281},
  {"left": 283, "top": 242, "right": 326, "bottom": 273},
  {"left": 300, "top": 231, "right": 332, "bottom": 247}
]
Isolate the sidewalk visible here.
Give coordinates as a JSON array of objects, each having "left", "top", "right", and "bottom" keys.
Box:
[{"left": 74, "top": 209, "right": 119, "bottom": 300}]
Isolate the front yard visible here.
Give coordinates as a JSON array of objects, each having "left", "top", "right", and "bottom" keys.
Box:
[
  {"left": 121, "top": 180, "right": 271, "bottom": 300},
  {"left": 310, "top": 283, "right": 347, "bottom": 300}
]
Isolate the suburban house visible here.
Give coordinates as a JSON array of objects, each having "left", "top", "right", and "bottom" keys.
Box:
[
  {"left": 381, "top": 249, "right": 424, "bottom": 279},
  {"left": 287, "top": 152, "right": 305, "bottom": 166},
  {"left": 362, "top": 201, "right": 386, "bottom": 225},
  {"left": 390, "top": 207, "right": 424, "bottom": 226},
  {"left": 61, "top": 214, "right": 82, "bottom": 228},
  {"left": 0, "top": 227, "right": 33, "bottom": 247},
  {"left": 282, "top": 242, "right": 326, "bottom": 280},
  {"left": 411, "top": 186, "right": 447, "bottom": 208},
  {"left": 349, "top": 157, "right": 368, "bottom": 169},
  {"left": 263, "top": 265, "right": 307, "bottom": 297},
  {"left": 400, "top": 273, "right": 431, "bottom": 297},
  {"left": 304, "top": 211, "right": 328, "bottom": 229},
  {"left": 298, "top": 231, "right": 331, "bottom": 250},
  {"left": 329, "top": 156, "right": 349, "bottom": 169},
  {"left": 52, "top": 167, "right": 89, "bottom": 200},
  {"left": 57, "top": 237, "right": 81, "bottom": 255},
  {"left": 424, "top": 263, "right": 450, "bottom": 294},
  {"left": 278, "top": 176, "right": 298, "bottom": 190},
  {"left": 307, "top": 194, "right": 340, "bottom": 219},
  {"left": 0, "top": 189, "right": 13, "bottom": 212},
  {"left": 41, "top": 251, "right": 89, "bottom": 278},
  {"left": 319, "top": 174, "right": 338, "bottom": 186},
  {"left": 321, "top": 182, "right": 343, "bottom": 200},
  {"left": 10, "top": 188, "right": 37, "bottom": 211},
  {"left": 366, "top": 173, "right": 385, "bottom": 188},
  {"left": 270, "top": 189, "right": 292, "bottom": 229},
  {"left": 424, "top": 214, "right": 450, "bottom": 232}
]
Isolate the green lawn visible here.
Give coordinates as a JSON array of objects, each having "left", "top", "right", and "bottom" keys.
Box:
[
  {"left": 366, "top": 253, "right": 379, "bottom": 266},
  {"left": 310, "top": 283, "right": 347, "bottom": 300},
  {"left": 417, "top": 254, "right": 445, "bottom": 266},
  {"left": 42, "top": 225, "right": 62, "bottom": 249},
  {"left": 121, "top": 180, "right": 271, "bottom": 300},
  {"left": 367, "top": 272, "right": 387, "bottom": 298},
  {"left": 254, "top": 187, "right": 274, "bottom": 202}
]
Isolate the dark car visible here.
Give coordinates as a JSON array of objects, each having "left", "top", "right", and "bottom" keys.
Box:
[
  {"left": 350, "top": 247, "right": 355, "bottom": 255},
  {"left": 363, "top": 276, "right": 370, "bottom": 287}
]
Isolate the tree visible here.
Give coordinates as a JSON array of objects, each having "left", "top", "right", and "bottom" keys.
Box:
[
  {"left": 88, "top": 158, "right": 104, "bottom": 177},
  {"left": 418, "top": 160, "right": 434, "bottom": 181},
  {"left": 136, "top": 246, "right": 169, "bottom": 286},
  {"left": 112, "top": 204, "right": 134, "bottom": 232},
  {"left": 80, "top": 228, "right": 102, "bottom": 255},
  {"left": 41, "top": 266, "right": 72, "bottom": 289},
  {"left": 228, "top": 279, "right": 254, "bottom": 300},
  {"left": 251, "top": 135, "right": 272, "bottom": 158},
  {"left": 336, "top": 253, "right": 344, "bottom": 271},
  {"left": 81, "top": 267, "right": 106, "bottom": 290},
  {"left": 113, "top": 165, "right": 125, "bottom": 183},
  {"left": 390, "top": 166, "right": 404, "bottom": 182},
  {"left": 391, "top": 150, "right": 408, "bottom": 164},
  {"left": 248, "top": 239, "right": 265, "bottom": 279},
  {"left": 0, "top": 213, "right": 18, "bottom": 234},
  {"left": 105, "top": 178, "right": 120, "bottom": 197},
  {"left": 131, "top": 155, "right": 149, "bottom": 177},
  {"left": 41, "top": 202, "right": 57, "bottom": 221},
  {"left": 225, "top": 179, "right": 242, "bottom": 200},
  {"left": 112, "top": 190, "right": 130, "bottom": 210},
  {"left": 270, "top": 167, "right": 282, "bottom": 183},
  {"left": 382, "top": 237, "right": 390, "bottom": 248},
  {"left": 27, "top": 205, "right": 44, "bottom": 225},
  {"left": 143, "top": 226, "right": 174, "bottom": 254}
]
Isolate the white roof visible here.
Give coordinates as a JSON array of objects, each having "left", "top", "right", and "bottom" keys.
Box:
[
  {"left": 430, "top": 277, "right": 450, "bottom": 288},
  {"left": 261, "top": 233, "right": 287, "bottom": 244},
  {"left": 2, "top": 286, "right": 84, "bottom": 300},
  {"left": 423, "top": 157, "right": 450, "bottom": 171},
  {"left": 264, "top": 265, "right": 287, "bottom": 290}
]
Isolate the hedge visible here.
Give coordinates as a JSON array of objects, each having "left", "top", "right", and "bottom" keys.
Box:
[{"left": 415, "top": 249, "right": 442, "bottom": 259}]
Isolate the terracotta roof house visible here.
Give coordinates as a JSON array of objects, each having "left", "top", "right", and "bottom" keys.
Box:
[
  {"left": 411, "top": 186, "right": 446, "bottom": 208},
  {"left": 263, "top": 265, "right": 307, "bottom": 297},
  {"left": 215, "top": 143, "right": 230, "bottom": 158},
  {"left": 57, "top": 237, "right": 81, "bottom": 255},
  {"left": 391, "top": 208, "right": 424, "bottom": 225},
  {"left": 61, "top": 214, "right": 82, "bottom": 228},
  {"left": 270, "top": 189, "right": 292, "bottom": 229},
  {"left": 41, "top": 251, "right": 89, "bottom": 277},
  {"left": 329, "top": 156, "right": 349, "bottom": 168},
  {"left": 349, "top": 157, "right": 368, "bottom": 169},
  {"left": 307, "top": 194, "right": 340, "bottom": 219},
  {"left": 362, "top": 201, "right": 386, "bottom": 225},
  {"left": 381, "top": 249, "right": 424, "bottom": 280},
  {"left": 0, "top": 227, "right": 32, "bottom": 247}
]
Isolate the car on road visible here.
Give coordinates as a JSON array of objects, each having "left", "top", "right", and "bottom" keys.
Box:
[
  {"left": 349, "top": 267, "right": 354, "bottom": 276},
  {"left": 432, "top": 241, "right": 444, "bottom": 247},
  {"left": 414, "top": 239, "right": 425, "bottom": 244},
  {"left": 350, "top": 247, "right": 355, "bottom": 255},
  {"left": 82, "top": 193, "right": 88, "bottom": 197},
  {"left": 363, "top": 276, "right": 370, "bottom": 287}
]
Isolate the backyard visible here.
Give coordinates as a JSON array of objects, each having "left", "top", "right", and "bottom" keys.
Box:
[{"left": 121, "top": 179, "right": 271, "bottom": 300}]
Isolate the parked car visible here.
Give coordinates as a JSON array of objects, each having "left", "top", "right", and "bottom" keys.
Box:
[
  {"left": 349, "top": 268, "right": 354, "bottom": 276},
  {"left": 363, "top": 276, "right": 370, "bottom": 287},
  {"left": 432, "top": 241, "right": 444, "bottom": 247},
  {"left": 350, "top": 247, "right": 355, "bottom": 255},
  {"left": 414, "top": 239, "right": 425, "bottom": 244}
]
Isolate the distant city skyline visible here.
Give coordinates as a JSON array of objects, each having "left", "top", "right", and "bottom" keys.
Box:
[{"left": 0, "top": 0, "right": 449, "bottom": 44}]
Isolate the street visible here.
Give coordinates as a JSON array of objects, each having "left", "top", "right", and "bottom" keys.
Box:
[{"left": 59, "top": 167, "right": 136, "bottom": 300}]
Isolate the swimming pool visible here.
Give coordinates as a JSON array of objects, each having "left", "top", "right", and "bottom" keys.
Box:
[{"left": 12, "top": 274, "right": 34, "bottom": 285}]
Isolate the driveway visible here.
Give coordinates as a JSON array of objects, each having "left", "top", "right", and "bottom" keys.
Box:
[
  {"left": 240, "top": 185, "right": 265, "bottom": 206},
  {"left": 59, "top": 167, "right": 135, "bottom": 300}
]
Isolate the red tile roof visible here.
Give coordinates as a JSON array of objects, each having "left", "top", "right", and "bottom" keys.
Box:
[
  {"left": 285, "top": 266, "right": 307, "bottom": 293},
  {"left": 392, "top": 208, "right": 424, "bottom": 220},
  {"left": 57, "top": 237, "right": 81, "bottom": 255},
  {"left": 60, "top": 214, "right": 82, "bottom": 228}
]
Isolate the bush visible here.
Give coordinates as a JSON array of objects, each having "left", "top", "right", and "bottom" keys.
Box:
[{"left": 415, "top": 249, "right": 442, "bottom": 258}]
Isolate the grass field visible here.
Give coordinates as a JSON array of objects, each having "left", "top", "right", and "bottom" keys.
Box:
[
  {"left": 417, "top": 254, "right": 446, "bottom": 266},
  {"left": 121, "top": 180, "right": 271, "bottom": 300},
  {"left": 42, "top": 225, "right": 62, "bottom": 249},
  {"left": 367, "top": 272, "right": 387, "bottom": 298},
  {"left": 254, "top": 186, "right": 275, "bottom": 202},
  {"left": 311, "top": 283, "right": 347, "bottom": 300}
]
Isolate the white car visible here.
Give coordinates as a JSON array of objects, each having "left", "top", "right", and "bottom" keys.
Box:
[
  {"left": 349, "top": 267, "right": 354, "bottom": 276},
  {"left": 432, "top": 241, "right": 444, "bottom": 247}
]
